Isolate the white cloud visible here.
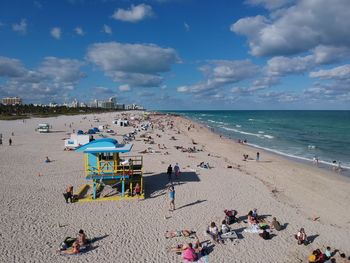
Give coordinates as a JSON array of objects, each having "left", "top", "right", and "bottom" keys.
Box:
[
  {"left": 259, "top": 90, "right": 299, "bottom": 102},
  {"left": 177, "top": 86, "right": 189, "bottom": 93},
  {"left": 245, "top": 0, "right": 294, "bottom": 10},
  {"left": 38, "top": 57, "right": 85, "bottom": 83},
  {"left": 119, "top": 84, "right": 131, "bottom": 91},
  {"left": 310, "top": 65, "right": 350, "bottom": 80},
  {"left": 177, "top": 60, "right": 259, "bottom": 94},
  {"left": 231, "top": 0, "right": 350, "bottom": 57},
  {"left": 86, "top": 42, "right": 178, "bottom": 87},
  {"left": 312, "top": 45, "right": 350, "bottom": 65},
  {"left": 12, "top": 19, "right": 27, "bottom": 34},
  {"left": 74, "top": 26, "right": 85, "bottom": 36},
  {"left": 50, "top": 27, "right": 61, "bottom": 39},
  {"left": 94, "top": 86, "right": 115, "bottom": 95},
  {"left": 184, "top": 22, "right": 190, "bottom": 32},
  {"left": 112, "top": 4, "right": 154, "bottom": 23},
  {"left": 102, "top": 24, "right": 112, "bottom": 35},
  {"left": 263, "top": 45, "right": 350, "bottom": 79},
  {"left": 266, "top": 55, "right": 314, "bottom": 76},
  {"left": 0, "top": 56, "right": 85, "bottom": 101},
  {"left": 0, "top": 56, "right": 27, "bottom": 77}
]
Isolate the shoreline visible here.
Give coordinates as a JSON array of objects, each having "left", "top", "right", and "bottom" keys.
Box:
[{"left": 168, "top": 112, "right": 350, "bottom": 178}]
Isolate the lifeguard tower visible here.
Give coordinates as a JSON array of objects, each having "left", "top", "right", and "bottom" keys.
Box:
[{"left": 75, "top": 138, "right": 144, "bottom": 201}]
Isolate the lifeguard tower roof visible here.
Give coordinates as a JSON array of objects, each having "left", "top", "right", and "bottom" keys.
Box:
[{"left": 75, "top": 138, "right": 133, "bottom": 153}]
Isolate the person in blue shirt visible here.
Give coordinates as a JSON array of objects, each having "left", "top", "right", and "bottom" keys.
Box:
[{"left": 169, "top": 186, "right": 175, "bottom": 211}]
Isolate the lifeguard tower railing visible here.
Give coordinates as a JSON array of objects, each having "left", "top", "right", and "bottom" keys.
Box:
[{"left": 84, "top": 155, "right": 143, "bottom": 179}]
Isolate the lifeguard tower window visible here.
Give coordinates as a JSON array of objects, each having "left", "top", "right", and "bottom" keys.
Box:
[{"left": 99, "top": 153, "right": 114, "bottom": 161}]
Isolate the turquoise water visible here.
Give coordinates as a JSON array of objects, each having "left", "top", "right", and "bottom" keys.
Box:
[{"left": 165, "top": 111, "right": 350, "bottom": 170}]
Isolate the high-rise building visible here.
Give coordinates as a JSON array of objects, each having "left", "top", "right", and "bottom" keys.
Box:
[{"left": 1, "top": 97, "right": 22, "bottom": 105}]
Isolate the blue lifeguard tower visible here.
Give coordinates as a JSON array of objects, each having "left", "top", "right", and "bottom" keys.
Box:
[{"left": 75, "top": 138, "right": 143, "bottom": 201}]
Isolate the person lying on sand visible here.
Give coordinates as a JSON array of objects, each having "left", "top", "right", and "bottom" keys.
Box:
[
  {"left": 165, "top": 230, "right": 196, "bottom": 239},
  {"left": 59, "top": 241, "right": 80, "bottom": 255},
  {"left": 197, "top": 162, "right": 211, "bottom": 169},
  {"left": 168, "top": 238, "right": 207, "bottom": 257}
]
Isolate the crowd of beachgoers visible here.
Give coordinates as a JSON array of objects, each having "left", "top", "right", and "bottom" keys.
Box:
[{"left": 0, "top": 111, "right": 349, "bottom": 262}]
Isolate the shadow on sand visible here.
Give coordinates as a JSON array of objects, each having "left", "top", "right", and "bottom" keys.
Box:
[
  {"left": 176, "top": 199, "right": 207, "bottom": 210},
  {"left": 144, "top": 171, "right": 200, "bottom": 198}
]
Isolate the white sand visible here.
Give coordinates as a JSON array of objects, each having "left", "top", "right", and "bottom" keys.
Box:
[{"left": 0, "top": 112, "right": 349, "bottom": 263}]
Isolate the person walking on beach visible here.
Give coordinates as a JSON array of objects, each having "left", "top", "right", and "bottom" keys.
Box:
[
  {"left": 174, "top": 163, "right": 180, "bottom": 179},
  {"left": 256, "top": 152, "right": 260, "bottom": 161},
  {"left": 169, "top": 186, "right": 175, "bottom": 211},
  {"left": 167, "top": 164, "right": 173, "bottom": 181},
  {"left": 9, "top": 138, "right": 12, "bottom": 146}
]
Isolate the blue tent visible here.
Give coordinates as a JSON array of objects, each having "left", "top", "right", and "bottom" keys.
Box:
[
  {"left": 77, "top": 130, "right": 84, "bottom": 135},
  {"left": 92, "top": 127, "right": 100, "bottom": 132},
  {"left": 87, "top": 129, "right": 96, "bottom": 134}
]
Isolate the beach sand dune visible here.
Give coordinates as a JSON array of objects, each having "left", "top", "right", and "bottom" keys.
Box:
[{"left": 0, "top": 112, "right": 349, "bottom": 262}]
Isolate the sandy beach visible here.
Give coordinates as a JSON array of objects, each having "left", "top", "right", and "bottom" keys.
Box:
[{"left": 0, "top": 111, "right": 349, "bottom": 263}]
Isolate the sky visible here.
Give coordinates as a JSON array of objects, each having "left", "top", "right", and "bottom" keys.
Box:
[{"left": 0, "top": 0, "right": 350, "bottom": 110}]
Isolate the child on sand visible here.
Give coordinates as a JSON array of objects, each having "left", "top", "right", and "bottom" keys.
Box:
[
  {"left": 295, "top": 228, "right": 307, "bottom": 245},
  {"left": 134, "top": 183, "right": 141, "bottom": 199}
]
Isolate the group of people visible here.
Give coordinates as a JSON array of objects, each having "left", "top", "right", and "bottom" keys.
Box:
[
  {"left": 308, "top": 247, "right": 349, "bottom": 263},
  {"left": 58, "top": 229, "right": 88, "bottom": 255},
  {"left": 166, "top": 230, "right": 209, "bottom": 261},
  {"left": 167, "top": 163, "right": 181, "bottom": 181},
  {"left": 206, "top": 209, "right": 239, "bottom": 244},
  {"left": 243, "top": 152, "right": 260, "bottom": 161}
]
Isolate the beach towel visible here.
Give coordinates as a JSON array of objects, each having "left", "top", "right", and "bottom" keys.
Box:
[
  {"left": 221, "top": 231, "right": 238, "bottom": 239},
  {"left": 244, "top": 225, "right": 260, "bottom": 233},
  {"left": 183, "top": 255, "right": 209, "bottom": 263}
]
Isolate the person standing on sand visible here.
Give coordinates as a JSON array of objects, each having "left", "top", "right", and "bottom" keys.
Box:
[
  {"left": 174, "top": 163, "right": 180, "bottom": 179},
  {"left": 256, "top": 152, "right": 260, "bottom": 161},
  {"left": 63, "top": 186, "right": 74, "bottom": 203},
  {"left": 169, "top": 186, "right": 175, "bottom": 211},
  {"left": 9, "top": 138, "right": 12, "bottom": 146},
  {"left": 167, "top": 164, "right": 173, "bottom": 181}
]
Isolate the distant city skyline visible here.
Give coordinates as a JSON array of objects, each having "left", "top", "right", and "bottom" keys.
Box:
[{"left": 0, "top": 0, "right": 350, "bottom": 110}]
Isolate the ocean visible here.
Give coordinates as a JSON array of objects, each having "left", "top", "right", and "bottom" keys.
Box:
[{"left": 165, "top": 110, "right": 350, "bottom": 171}]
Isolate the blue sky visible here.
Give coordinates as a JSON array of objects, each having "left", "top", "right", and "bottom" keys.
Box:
[{"left": 0, "top": 0, "right": 350, "bottom": 110}]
